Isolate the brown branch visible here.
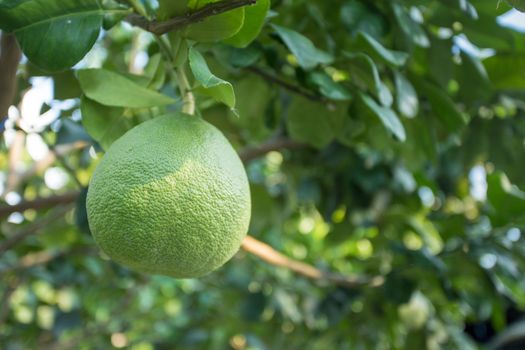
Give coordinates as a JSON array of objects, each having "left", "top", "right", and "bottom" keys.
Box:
[
  {"left": 0, "top": 247, "right": 96, "bottom": 275},
  {"left": 126, "top": 0, "right": 257, "bottom": 35},
  {"left": 239, "top": 137, "right": 306, "bottom": 163},
  {"left": 0, "top": 192, "right": 79, "bottom": 219},
  {"left": 241, "top": 236, "right": 383, "bottom": 288},
  {"left": 0, "top": 205, "right": 73, "bottom": 255},
  {"left": 247, "top": 66, "right": 327, "bottom": 103},
  {"left": 0, "top": 33, "right": 21, "bottom": 119}
]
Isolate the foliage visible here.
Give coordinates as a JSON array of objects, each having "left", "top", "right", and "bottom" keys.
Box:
[{"left": 1, "top": 0, "right": 525, "bottom": 349}]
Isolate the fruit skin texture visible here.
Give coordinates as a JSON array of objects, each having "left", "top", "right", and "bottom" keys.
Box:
[{"left": 86, "top": 113, "right": 251, "bottom": 278}]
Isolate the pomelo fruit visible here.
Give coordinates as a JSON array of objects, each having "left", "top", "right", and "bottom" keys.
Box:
[{"left": 86, "top": 113, "right": 251, "bottom": 278}]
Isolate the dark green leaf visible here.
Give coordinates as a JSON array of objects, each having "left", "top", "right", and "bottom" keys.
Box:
[
  {"left": 356, "top": 31, "right": 409, "bottom": 67},
  {"left": 224, "top": 0, "right": 270, "bottom": 48},
  {"left": 457, "top": 51, "right": 492, "bottom": 103},
  {"left": 412, "top": 78, "right": 468, "bottom": 131},
  {"left": 157, "top": 0, "right": 188, "bottom": 19},
  {"left": 507, "top": 0, "right": 525, "bottom": 11},
  {"left": 286, "top": 97, "right": 347, "bottom": 148},
  {"left": 360, "top": 93, "right": 406, "bottom": 141},
  {"left": 344, "top": 52, "right": 393, "bottom": 107},
  {"left": 391, "top": 3, "right": 429, "bottom": 48},
  {"left": 484, "top": 54, "right": 525, "bottom": 90},
  {"left": 0, "top": 0, "right": 105, "bottom": 71},
  {"left": 394, "top": 72, "right": 418, "bottom": 118},
  {"left": 271, "top": 24, "right": 333, "bottom": 69},
  {"left": 184, "top": 7, "right": 245, "bottom": 42},
  {"left": 309, "top": 72, "right": 352, "bottom": 101}
]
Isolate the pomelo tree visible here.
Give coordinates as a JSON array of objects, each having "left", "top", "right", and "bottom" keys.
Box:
[{"left": 1, "top": 0, "right": 525, "bottom": 348}]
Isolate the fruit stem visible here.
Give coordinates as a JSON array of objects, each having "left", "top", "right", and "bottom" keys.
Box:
[
  {"left": 155, "top": 35, "right": 196, "bottom": 116},
  {"left": 176, "top": 66, "right": 196, "bottom": 115}
]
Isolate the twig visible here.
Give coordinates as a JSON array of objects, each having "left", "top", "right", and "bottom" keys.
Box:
[
  {"left": 126, "top": 0, "right": 257, "bottom": 35},
  {"left": 239, "top": 137, "right": 306, "bottom": 162},
  {"left": 4, "top": 141, "right": 89, "bottom": 195},
  {"left": 0, "top": 192, "right": 79, "bottom": 219},
  {"left": 246, "top": 66, "right": 326, "bottom": 103},
  {"left": 241, "top": 236, "right": 383, "bottom": 288},
  {"left": 43, "top": 139, "right": 85, "bottom": 189},
  {"left": 0, "top": 247, "right": 96, "bottom": 275},
  {"left": 0, "top": 205, "right": 73, "bottom": 255}
]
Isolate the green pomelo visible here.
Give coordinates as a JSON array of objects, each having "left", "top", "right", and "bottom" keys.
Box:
[{"left": 86, "top": 113, "right": 251, "bottom": 278}]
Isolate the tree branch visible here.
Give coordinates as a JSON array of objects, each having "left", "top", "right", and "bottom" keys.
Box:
[
  {"left": 0, "top": 32, "right": 21, "bottom": 120},
  {"left": 0, "top": 192, "right": 79, "bottom": 219},
  {"left": 126, "top": 0, "right": 257, "bottom": 35},
  {"left": 241, "top": 236, "right": 383, "bottom": 288},
  {"left": 239, "top": 137, "right": 306, "bottom": 163},
  {"left": 246, "top": 66, "right": 327, "bottom": 103},
  {"left": 0, "top": 247, "right": 96, "bottom": 275}
]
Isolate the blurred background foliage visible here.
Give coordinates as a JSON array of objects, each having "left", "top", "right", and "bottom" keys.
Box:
[{"left": 2, "top": 0, "right": 525, "bottom": 349}]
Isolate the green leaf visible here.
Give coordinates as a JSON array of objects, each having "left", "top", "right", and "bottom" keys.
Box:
[
  {"left": 394, "top": 72, "right": 418, "bottom": 118},
  {"left": 77, "top": 69, "right": 176, "bottom": 108},
  {"left": 427, "top": 36, "right": 453, "bottom": 89},
  {"left": 484, "top": 54, "right": 525, "bottom": 90},
  {"left": 56, "top": 119, "right": 91, "bottom": 145},
  {"left": 487, "top": 172, "right": 525, "bottom": 226},
  {"left": 286, "top": 97, "right": 347, "bottom": 148},
  {"left": 344, "top": 52, "right": 392, "bottom": 107},
  {"left": 412, "top": 78, "right": 468, "bottom": 132},
  {"left": 188, "top": 48, "right": 235, "bottom": 108},
  {"left": 80, "top": 96, "right": 130, "bottom": 151},
  {"left": 360, "top": 93, "right": 406, "bottom": 141},
  {"left": 462, "top": 14, "right": 515, "bottom": 50},
  {"left": 457, "top": 51, "right": 492, "bottom": 103},
  {"left": 53, "top": 70, "right": 83, "bottom": 100},
  {"left": 340, "top": 0, "right": 386, "bottom": 39},
  {"left": 232, "top": 76, "right": 272, "bottom": 141},
  {"left": 0, "top": 0, "right": 105, "bottom": 71},
  {"left": 271, "top": 24, "right": 333, "bottom": 70},
  {"left": 157, "top": 0, "right": 188, "bottom": 19},
  {"left": 213, "top": 44, "right": 262, "bottom": 68},
  {"left": 143, "top": 53, "right": 167, "bottom": 90},
  {"left": 309, "top": 72, "right": 352, "bottom": 101},
  {"left": 224, "top": 0, "right": 270, "bottom": 48},
  {"left": 391, "top": 3, "right": 429, "bottom": 48},
  {"left": 507, "top": 0, "right": 525, "bottom": 11},
  {"left": 356, "top": 31, "right": 409, "bottom": 67},
  {"left": 184, "top": 7, "right": 245, "bottom": 42}
]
